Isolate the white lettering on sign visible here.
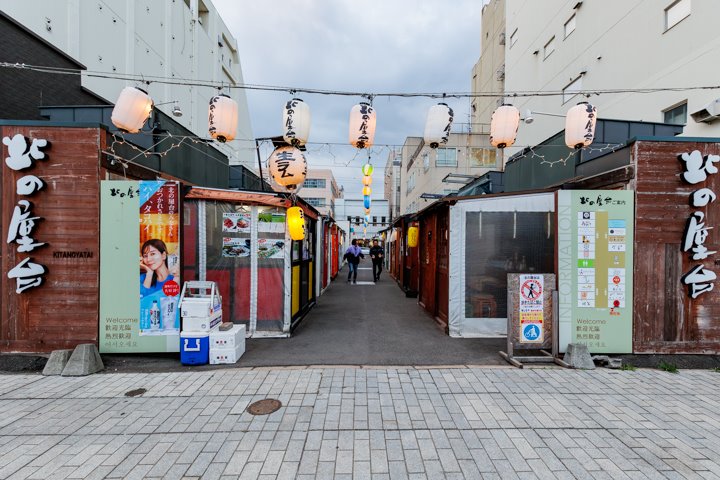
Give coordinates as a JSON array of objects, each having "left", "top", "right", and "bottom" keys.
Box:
[
  {"left": 679, "top": 150, "right": 717, "bottom": 298},
  {"left": 3, "top": 134, "right": 49, "bottom": 293}
]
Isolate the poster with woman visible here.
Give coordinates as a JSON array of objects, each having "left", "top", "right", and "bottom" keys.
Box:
[{"left": 138, "top": 181, "right": 181, "bottom": 335}]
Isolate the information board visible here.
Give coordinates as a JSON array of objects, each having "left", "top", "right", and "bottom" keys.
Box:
[{"left": 557, "top": 190, "right": 634, "bottom": 353}]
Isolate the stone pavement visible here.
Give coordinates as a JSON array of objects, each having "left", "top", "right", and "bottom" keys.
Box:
[{"left": 2, "top": 367, "right": 720, "bottom": 479}]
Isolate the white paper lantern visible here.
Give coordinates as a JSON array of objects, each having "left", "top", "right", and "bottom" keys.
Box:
[
  {"left": 349, "top": 102, "right": 376, "bottom": 149},
  {"left": 111, "top": 86, "right": 153, "bottom": 133},
  {"left": 565, "top": 102, "right": 597, "bottom": 149},
  {"left": 267, "top": 146, "right": 307, "bottom": 192},
  {"left": 208, "top": 94, "right": 238, "bottom": 143},
  {"left": 423, "top": 103, "right": 454, "bottom": 148},
  {"left": 490, "top": 104, "right": 520, "bottom": 148},
  {"left": 283, "top": 98, "right": 311, "bottom": 147}
]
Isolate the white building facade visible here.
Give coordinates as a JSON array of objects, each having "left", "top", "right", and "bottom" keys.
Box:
[
  {"left": 335, "top": 198, "right": 390, "bottom": 242},
  {"left": 0, "top": 0, "right": 255, "bottom": 167},
  {"left": 504, "top": 0, "right": 720, "bottom": 158}
]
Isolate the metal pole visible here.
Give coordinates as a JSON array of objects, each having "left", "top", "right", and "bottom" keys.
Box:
[{"left": 255, "top": 138, "right": 265, "bottom": 191}]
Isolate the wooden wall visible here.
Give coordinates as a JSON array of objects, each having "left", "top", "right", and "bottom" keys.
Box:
[
  {"left": 1, "top": 126, "right": 102, "bottom": 352},
  {"left": 632, "top": 140, "right": 720, "bottom": 353}
]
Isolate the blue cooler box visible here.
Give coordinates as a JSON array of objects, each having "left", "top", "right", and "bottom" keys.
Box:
[{"left": 180, "top": 332, "right": 209, "bottom": 365}]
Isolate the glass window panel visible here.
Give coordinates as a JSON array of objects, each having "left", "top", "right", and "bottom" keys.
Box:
[
  {"left": 665, "top": 0, "right": 690, "bottom": 30},
  {"left": 436, "top": 148, "right": 458, "bottom": 167},
  {"left": 564, "top": 14, "right": 576, "bottom": 38}
]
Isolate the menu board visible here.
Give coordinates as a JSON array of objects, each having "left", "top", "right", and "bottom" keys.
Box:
[{"left": 557, "top": 190, "right": 634, "bottom": 353}]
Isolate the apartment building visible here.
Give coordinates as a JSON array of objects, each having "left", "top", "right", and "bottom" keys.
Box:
[
  {"left": 297, "top": 169, "right": 342, "bottom": 218},
  {"left": 383, "top": 149, "right": 402, "bottom": 222},
  {"left": 397, "top": 133, "right": 495, "bottom": 215},
  {"left": 471, "top": 0, "right": 506, "bottom": 136},
  {"left": 0, "top": 0, "right": 255, "bottom": 168},
  {"left": 503, "top": 0, "right": 720, "bottom": 157}
]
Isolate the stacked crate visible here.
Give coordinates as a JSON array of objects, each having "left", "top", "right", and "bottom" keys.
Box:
[{"left": 178, "top": 282, "right": 222, "bottom": 365}]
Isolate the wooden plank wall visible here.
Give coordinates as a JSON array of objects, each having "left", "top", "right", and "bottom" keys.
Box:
[
  {"left": 1, "top": 126, "right": 102, "bottom": 352},
  {"left": 633, "top": 140, "right": 720, "bottom": 353}
]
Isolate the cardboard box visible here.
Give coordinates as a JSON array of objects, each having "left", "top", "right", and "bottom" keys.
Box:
[
  {"left": 210, "top": 324, "right": 246, "bottom": 350},
  {"left": 209, "top": 343, "right": 244, "bottom": 364}
]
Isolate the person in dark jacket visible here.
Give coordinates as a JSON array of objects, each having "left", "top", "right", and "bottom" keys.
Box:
[
  {"left": 369, "top": 239, "right": 384, "bottom": 282},
  {"left": 344, "top": 239, "right": 364, "bottom": 284}
]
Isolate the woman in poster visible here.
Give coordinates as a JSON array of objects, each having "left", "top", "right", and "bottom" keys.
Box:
[{"left": 140, "top": 239, "right": 178, "bottom": 296}]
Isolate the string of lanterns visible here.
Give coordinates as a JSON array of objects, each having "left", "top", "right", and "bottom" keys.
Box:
[{"left": 490, "top": 101, "right": 597, "bottom": 150}]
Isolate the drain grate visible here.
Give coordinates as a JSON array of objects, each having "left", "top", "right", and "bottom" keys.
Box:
[
  {"left": 247, "top": 398, "right": 282, "bottom": 415},
  {"left": 124, "top": 388, "right": 147, "bottom": 397}
]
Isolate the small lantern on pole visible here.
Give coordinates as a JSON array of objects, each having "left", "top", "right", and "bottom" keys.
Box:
[
  {"left": 489, "top": 104, "right": 520, "bottom": 148},
  {"left": 363, "top": 195, "right": 371, "bottom": 209},
  {"left": 361, "top": 163, "right": 374, "bottom": 176},
  {"left": 565, "top": 102, "right": 597, "bottom": 149},
  {"left": 287, "top": 206, "right": 306, "bottom": 240},
  {"left": 349, "top": 102, "right": 376, "bottom": 149},
  {"left": 362, "top": 186, "right": 372, "bottom": 196},
  {"left": 111, "top": 86, "right": 153, "bottom": 133},
  {"left": 423, "top": 102, "right": 454, "bottom": 148},
  {"left": 362, "top": 175, "right": 372, "bottom": 186},
  {"left": 282, "top": 98, "right": 311, "bottom": 147},
  {"left": 268, "top": 145, "right": 307, "bottom": 192},
  {"left": 208, "top": 93, "right": 238, "bottom": 142}
]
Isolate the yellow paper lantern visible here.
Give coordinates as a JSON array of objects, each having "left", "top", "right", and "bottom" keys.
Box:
[
  {"left": 362, "top": 175, "right": 372, "bottom": 186},
  {"left": 349, "top": 102, "right": 376, "bottom": 149},
  {"left": 489, "top": 104, "right": 520, "bottom": 148},
  {"left": 407, "top": 226, "right": 419, "bottom": 247},
  {"left": 111, "top": 86, "right": 153, "bottom": 133},
  {"left": 268, "top": 146, "right": 307, "bottom": 192},
  {"left": 208, "top": 94, "right": 238, "bottom": 142},
  {"left": 565, "top": 102, "right": 597, "bottom": 149},
  {"left": 287, "top": 206, "right": 305, "bottom": 240},
  {"left": 362, "top": 186, "right": 372, "bottom": 196}
]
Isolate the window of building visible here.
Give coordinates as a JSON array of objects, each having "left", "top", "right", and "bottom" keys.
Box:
[
  {"left": 407, "top": 171, "right": 416, "bottom": 193},
  {"left": 665, "top": 0, "right": 690, "bottom": 31},
  {"left": 564, "top": 14, "right": 576, "bottom": 38},
  {"left": 423, "top": 152, "right": 430, "bottom": 172},
  {"left": 468, "top": 148, "right": 497, "bottom": 168},
  {"left": 436, "top": 148, "right": 458, "bottom": 167},
  {"left": 304, "top": 197, "right": 325, "bottom": 207},
  {"left": 509, "top": 28, "right": 518, "bottom": 47},
  {"left": 663, "top": 102, "right": 687, "bottom": 125},
  {"left": 304, "top": 178, "right": 326, "bottom": 189},
  {"left": 563, "top": 76, "right": 583, "bottom": 104},
  {"left": 543, "top": 36, "right": 555, "bottom": 59},
  {"left": 355, "top": 216, "right": 361, "bottom": 224},
  {"left": 347, "top": 216, "right": 352, "bottom": 222},
  {"left": 381, "top": 216, "right": 386, "bottom": 224},
  {"left": 373, "top": 216, "right": 377, "bottom": 224}
]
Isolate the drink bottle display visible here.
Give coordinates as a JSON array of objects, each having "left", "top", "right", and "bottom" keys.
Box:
[
  {"left": 150, "top": 300, "right": 161, "bottom": 330},
  {"left": 161, "top": 296, "right": 178, "bottom": 330}
]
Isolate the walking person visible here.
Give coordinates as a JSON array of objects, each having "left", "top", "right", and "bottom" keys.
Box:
[
  {"left": 344, "top": 239, "right": 364, "bottom": 284},
  {"left": 369, "top": 239, "right": 384, "bottom": 282}
]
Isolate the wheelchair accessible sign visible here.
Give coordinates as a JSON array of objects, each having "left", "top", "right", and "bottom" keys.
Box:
[{"left": 519, "top": 274, "right": 544, "bottom": 343}]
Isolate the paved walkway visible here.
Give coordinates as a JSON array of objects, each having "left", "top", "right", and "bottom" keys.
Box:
[{"left": 1, "top": 366, "right": 720, "bottom": 479}]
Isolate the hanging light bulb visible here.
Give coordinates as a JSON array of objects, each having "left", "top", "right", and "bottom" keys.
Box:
[
  {"left": 364, "top": 208, "right": 371, "bottom": 215},
  {"left": 349, "top": 102, "right": 376, "bottom": 149},
  {"left": 287, "top": 206, "right": 306, "bottom": 240},
  {"left": 362, "top": 186, "right": 372, "bottom": 196},
  {"left": 111, "top": 86, "right": 153, "bottom": 133},
  {"left": 268, "top": 145, "right": 307, "bottom": 192},
  {"left": 407, "top": 226, "right": 419, "bottom": 248},
  {"left": 282, "top": 98, "right": 311, "bottom": 147},
  {"left": 423, "top": 102, "right": 454, "bottom": 148},
  {"left": 362, "top": 175, "right": 372, "bottom": 186},
  {"left": 363, "top": 195, "right": 371, "bottom": 209},
  {"left": 489, "top": 104, "right": 520, "bottom": 148},
  {"left": 208, "top": 93, "right": 238, "bottom": 142},
  {"left": 361, "top": 163, "right": 374, "bottom": 176},
  {"left": 565, "top": 102, "right": 597, "bottom": 149}
]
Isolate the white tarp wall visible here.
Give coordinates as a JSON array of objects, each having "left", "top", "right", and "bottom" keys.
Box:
[{"left": 448, "top": 192, "right": 556, "bottom": 337}]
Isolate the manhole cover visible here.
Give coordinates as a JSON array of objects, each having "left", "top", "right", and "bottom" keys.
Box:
[
  {"left": 124, "top": 388, "right": 147, "bottom": 397},
  {"left": 247, "top": 399, "right": 282, "bottom": 415}
]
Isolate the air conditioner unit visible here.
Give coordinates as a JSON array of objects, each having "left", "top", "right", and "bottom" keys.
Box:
[{"left": 691, "top": 99, "right": 720, "bottom": 124}]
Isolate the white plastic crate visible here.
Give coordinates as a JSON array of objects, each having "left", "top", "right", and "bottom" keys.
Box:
[
  {"left": 179, "top": 281, "right": 221, "bottom": 318},
  {"left": 209, "top": 343, "right": 244, "bottom": 365},
  {"left": 210, "top": 324, "right": 246, "bottom": 350},
  {"left": 182, "top": 311, "right": 222, "bottom": 333}
]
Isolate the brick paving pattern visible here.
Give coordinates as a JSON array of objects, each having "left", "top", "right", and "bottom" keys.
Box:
[{"left": 1, "top": 367, "right": 719, "bottom": 479}]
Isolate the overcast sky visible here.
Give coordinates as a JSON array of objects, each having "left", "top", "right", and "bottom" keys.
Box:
[{"left": 213, "top": 0, "right": 483, "bottom": 196}]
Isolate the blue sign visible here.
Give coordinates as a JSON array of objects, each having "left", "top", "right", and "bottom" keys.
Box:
[{"left": 522, "top": 324, "right": 541, "bottom": 342}]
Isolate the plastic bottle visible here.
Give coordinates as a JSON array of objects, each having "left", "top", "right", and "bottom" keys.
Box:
[{"left": 150, "top": 300, "right": 160, "bottom": 330}]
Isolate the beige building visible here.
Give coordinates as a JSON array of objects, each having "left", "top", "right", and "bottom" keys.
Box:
[
  {"left": 503, "top": 0, "right": 720, "bottom": 159},
  {"left": 383, "top": 149, "right": 402, "bottom": 222},
  {"left": 471, "top": 0, "right": 506, "bottom": 136},
  {"left": 297, "top": 169, "right": 342, "bottom": 218},
  {"left": 396, "top": 133, "right": 496, "bottom": 215}
]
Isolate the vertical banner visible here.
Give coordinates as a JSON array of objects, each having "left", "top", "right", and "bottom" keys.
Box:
[
  {"left": 557, "top": 190, "right": 634, "bottom": 353},
  {"left": 100, "top": 180, "right": 181, "bottom": 353}
]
